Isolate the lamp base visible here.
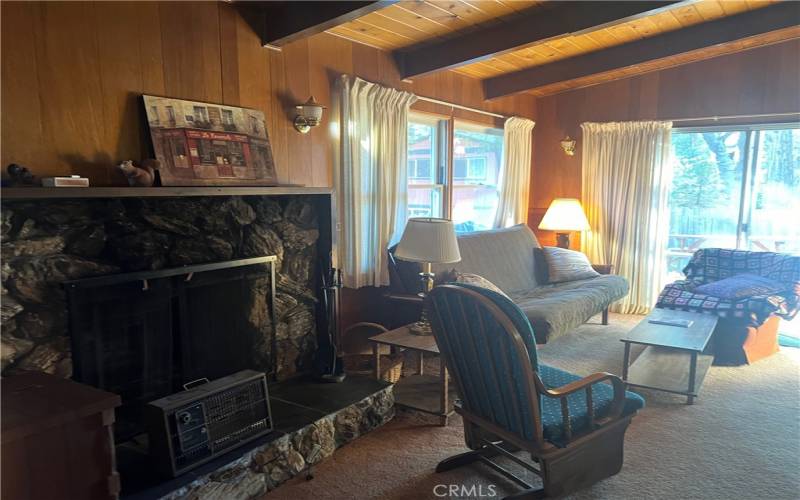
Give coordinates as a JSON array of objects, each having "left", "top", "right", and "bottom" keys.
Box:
[
  {"left": 410, "top": 290, "right": 434, "bottom": 336},
  {"left": 409, "top": 264, "right": 435, "bottom": 335},
  {"left": 555, "top": 232, "right": 571, "bottom": 249}
]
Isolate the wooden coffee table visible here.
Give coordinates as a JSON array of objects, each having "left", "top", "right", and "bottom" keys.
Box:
[
  {"left": 621, "top": 309, "right": 718, "bottom": 404},
  {"left": 369, "top": 325, "right": 456, "bottom": 425}
]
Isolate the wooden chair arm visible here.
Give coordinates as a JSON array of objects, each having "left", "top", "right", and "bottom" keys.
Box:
[
  {"left": 534, "top": 371, "right": 627, "bottom": 443},
  {"left": 384, "top": 292, "right": 423, "bottom": 304},
  {"left": 537, "top": 372, "right": 621, "bottom": 399}
]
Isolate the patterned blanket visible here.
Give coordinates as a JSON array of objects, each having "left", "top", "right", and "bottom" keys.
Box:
[{"left": 656, "top": 248, "right": 800, "bottom": 325}]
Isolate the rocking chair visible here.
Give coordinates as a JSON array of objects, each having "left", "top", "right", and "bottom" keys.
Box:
[{"left": 426, "top": 284, "right": 644, "bottom": 498}]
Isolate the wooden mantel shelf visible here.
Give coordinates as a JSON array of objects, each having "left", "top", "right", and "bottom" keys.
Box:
[{"left": 1, "top": 186, "right": 333, "bottom": 200}]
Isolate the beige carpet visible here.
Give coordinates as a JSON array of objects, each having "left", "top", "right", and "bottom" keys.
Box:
[{"left": 268, "top": 314, "right": 800, "bottom": 500}]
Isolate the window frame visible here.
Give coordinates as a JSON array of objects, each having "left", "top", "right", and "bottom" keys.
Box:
[
  {"left": 221, "top": 109, "right": 234, "bottom": 125},
  {"left": 451, "top": 120, "right": 504, "bottom": 230},
  {"left": 406, "top": 112, "right": 504, "bottom": 230},
  {"left": 672, "top": 122, "right": 799, "bottom": 250},
  {"left": 193, "top": 106, "right": 209, "bottom": 123},
  {"left": 407, "top": 112, "right": 450, "bottom": 218}
]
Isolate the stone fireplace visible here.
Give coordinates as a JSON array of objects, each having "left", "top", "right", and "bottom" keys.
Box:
[
  {"left": 0, "top": 188, "right": 394, "bottom": 498},
  {"left": 1, "top": 193, "right": 326, "bottom": 382}
]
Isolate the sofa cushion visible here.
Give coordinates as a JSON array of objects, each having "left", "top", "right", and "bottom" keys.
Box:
[
  {"left": 431, "top": 224, "right": 541, "bottom": 294},
  {"left": 694, "top": 273, "right": 787, "bottom": 300},
  {"left": 510, "top": 275, "right": 629, "bottom": 343},
  {"left": 541, "top": 246, "right": 600, "bottom": 283},
  {"left": 538, "top": 364, "right": 644, "bottom": 445}
]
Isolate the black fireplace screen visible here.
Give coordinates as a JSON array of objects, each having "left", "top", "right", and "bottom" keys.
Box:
[{"left": 64, "top": 257, "right": 276, "bottom": 441}]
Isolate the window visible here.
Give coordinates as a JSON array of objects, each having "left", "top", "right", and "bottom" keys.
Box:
[
  {"left": 150, "top": 106, "right": 160, "bottom": 125},
  {"left": 197, "top": 139, "right": 215, "bottom": 164},
  {"left": 406, "top": 117, "right": 445, "bottom": 219},
  {"left": 666, "top": 124, "right": 800, "bottom": 281},
  {"left": 452, "top": 123, "right": 503, "bottom": 232},
  {"left": 193, "top": 106, "right": 209, "bottom": 123},
  {"left": 221, "top": 109, "right": 234, "bottom": 125},
  {"left": 405, "top": 113, "right": 503, "bottom": 232},
  {"left": 250, "top": 115, "right": 261, "bottom": 135},
  {"left": 408, "top": 158, "right": 432, "bottom": 180}
]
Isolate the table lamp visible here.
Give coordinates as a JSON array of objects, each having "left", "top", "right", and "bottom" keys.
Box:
[
  {"left": 394, "top": 218, "right": 461, "bottom": 335},
  {"left": 538, "top": 198, "right": 590, "bottom": 249}
]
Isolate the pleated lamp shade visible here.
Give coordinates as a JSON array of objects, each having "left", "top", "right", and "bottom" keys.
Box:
[
  {"left": 538, "top": 198, "right": 590, "bottom": 231},
  {"left": 395, "top": 218, "right": 461, "bottom": 264}
]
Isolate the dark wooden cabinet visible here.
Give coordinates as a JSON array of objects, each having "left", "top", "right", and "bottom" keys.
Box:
[{"left": 2, "top": 371, "right": 121, "bottom": 500}]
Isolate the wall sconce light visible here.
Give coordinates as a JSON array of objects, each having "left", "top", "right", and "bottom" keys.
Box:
[
  {"left": 560, "top": 136, "right": 577, "bottom": 156},
  {"left": 294, "top": 96, "right": 325, "bottom": 134}
]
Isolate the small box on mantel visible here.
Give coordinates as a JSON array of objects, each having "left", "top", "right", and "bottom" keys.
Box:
[{"left": 41, "top": 175, "right": 89, "bottom": 187}]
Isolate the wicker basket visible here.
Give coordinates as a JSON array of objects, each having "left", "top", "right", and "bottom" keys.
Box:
[
  {"left": 341, "top": 322, "right": 404, "bottom": 383},
  {"left": 343, "top": 353, "right": 404, "bottom": 383}
]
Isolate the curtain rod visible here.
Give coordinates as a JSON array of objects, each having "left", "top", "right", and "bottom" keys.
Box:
[
  {"left": 666, "top": 111, "right": 800, "bottom": 123},
  {"left": 345, "top": 74, "right": 509, "bottom": 120},
  {"left": 415, "top": 95, "right": 508, "bottom": 120}
]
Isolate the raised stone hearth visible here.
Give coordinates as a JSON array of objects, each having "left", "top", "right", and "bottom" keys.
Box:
[
  {"left": 1, "top": 194, "right": 324, "bottom": 380},
  {"left": 123, "top": 376, "right": 394, "bottom": 500}
]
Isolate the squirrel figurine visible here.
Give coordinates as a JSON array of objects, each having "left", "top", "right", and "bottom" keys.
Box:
[{"left": 117, "top": 159, "right": 159, "bottom": 187}]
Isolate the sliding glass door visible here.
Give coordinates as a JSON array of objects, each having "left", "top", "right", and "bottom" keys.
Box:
[
  {"left": 667, "top": 124, "right": 800, "bottom": 282},
  {"left": 746, "top": 128, "right": 800, "bottom": 253}
]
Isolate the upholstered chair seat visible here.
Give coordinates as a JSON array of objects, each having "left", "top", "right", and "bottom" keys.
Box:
[{"left": 538, "top": 364, "right": 644, "bottom": 445}]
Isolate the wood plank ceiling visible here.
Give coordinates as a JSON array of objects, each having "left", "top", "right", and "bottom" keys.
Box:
[
  {"left": 324, "top": 0, "right": 795, "bottom": 96},
  {"left": 327, "top": 1, "right": 544, "bottom": 54}
]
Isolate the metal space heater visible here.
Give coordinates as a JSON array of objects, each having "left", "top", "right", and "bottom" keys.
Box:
[{"left": 145, "top": 370, "right": 273, "bottom": 477}]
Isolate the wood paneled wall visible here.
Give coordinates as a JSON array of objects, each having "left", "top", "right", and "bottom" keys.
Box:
[
  {"left": 0, "top": 1, "right": 536, "bottom": 187},
  {"left": 529, "top": 39, "right": 800, "bottom": 247}
]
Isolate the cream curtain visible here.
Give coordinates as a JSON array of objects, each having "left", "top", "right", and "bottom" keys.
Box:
[
  {"left": 581, "top": 121, "right": 673, "bottom": 314},
  {"left": 494, "top": 117, "right": 536, "bottom": 228},
  {"left": 337, "top": 76, "right": 417, "bottom": 288}
]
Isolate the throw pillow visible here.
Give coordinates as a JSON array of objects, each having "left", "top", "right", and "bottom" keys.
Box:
[
  {"left": 695, "top": 273, "right": 787, "bottom": 300},
  {"left": 446, "top": 271, "right": 509, "bottom": 299},
  {"left": 542, "top": 246, "right": 600, "bottom": 283}
]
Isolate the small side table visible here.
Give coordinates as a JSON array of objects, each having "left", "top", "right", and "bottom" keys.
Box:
[
  {"left": 2, "top": 371, "right": 122, "bottom": 500},
  {"left": 370, "top": 325, "right": 456, "bottom": 426}
]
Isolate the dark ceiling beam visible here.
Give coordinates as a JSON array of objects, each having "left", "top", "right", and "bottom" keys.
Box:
[
  {"left": 483, "top": 2, "right": 800, "bottom": 99},
  {"left": 394, "top": 1, "right": 679, "bottom": 79},
  {"left": 238, "top": 1, "right": 396, "bottom": 49}
]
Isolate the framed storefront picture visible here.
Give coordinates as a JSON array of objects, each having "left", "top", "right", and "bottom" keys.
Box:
[{"left": 142, "top": 95, "right": 278, "bottom": 186}]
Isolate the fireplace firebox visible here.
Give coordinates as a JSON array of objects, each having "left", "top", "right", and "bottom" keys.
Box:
[{"left": 64, "top": 256, "right": 277, "bottom": 441}]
